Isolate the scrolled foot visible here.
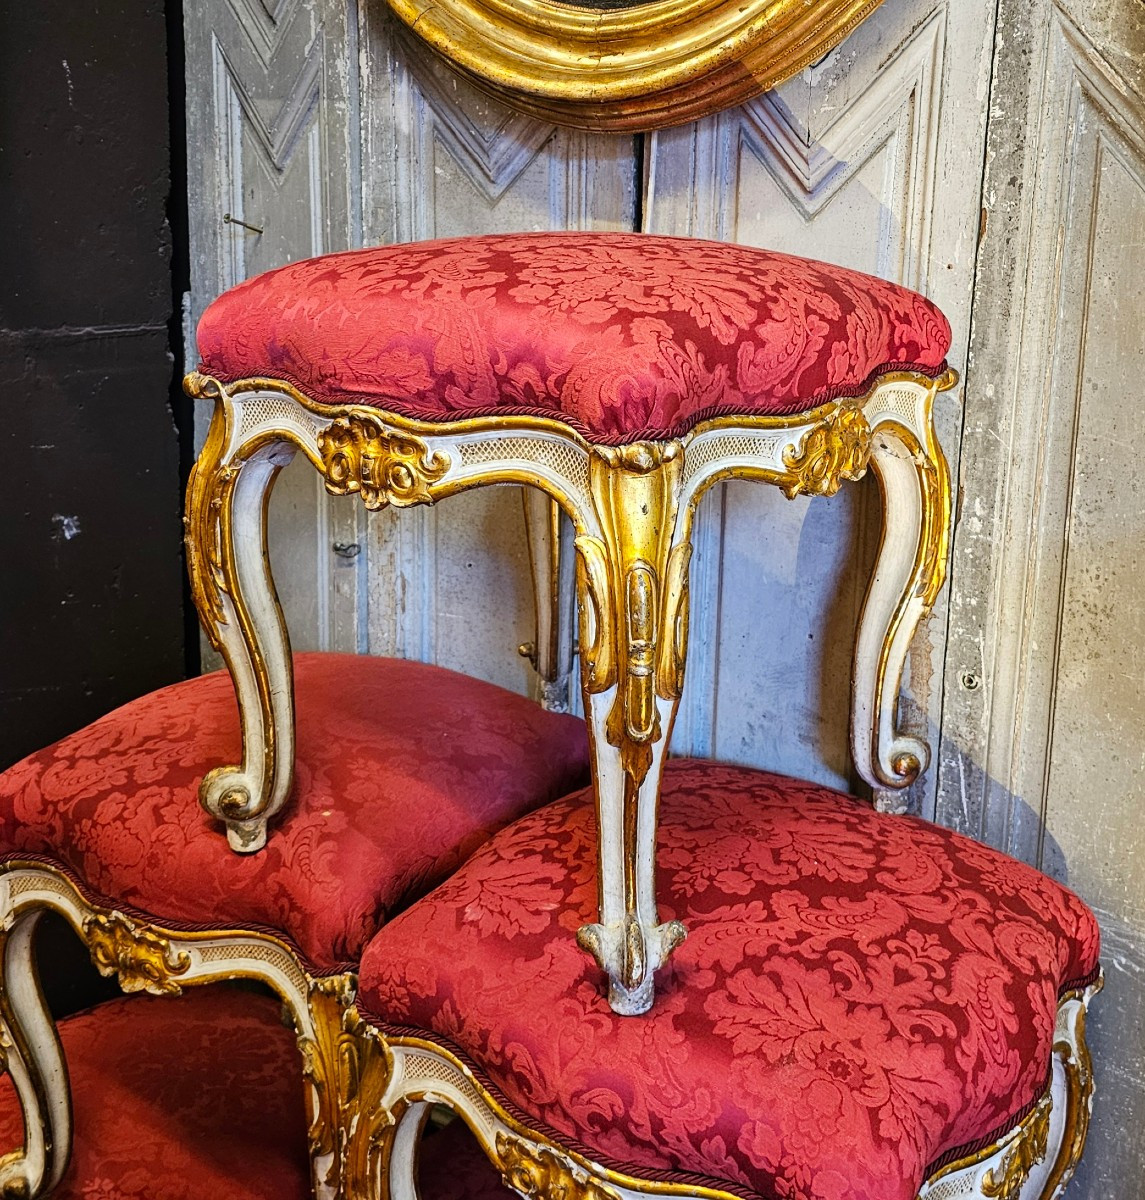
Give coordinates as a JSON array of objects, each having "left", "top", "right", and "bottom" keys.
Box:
[
  {"left": 578, "top": 917, "right": 687, "bottom": 1016},
  {"left": 199, "top": 767, "right": 266, "bottom": 853},
  {"left": 225, "top": 817, "right": 268, "bottom": 854}
]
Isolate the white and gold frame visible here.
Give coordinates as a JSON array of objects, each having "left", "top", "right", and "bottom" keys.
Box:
[
  {"left": 0, "top": 860, "right": 369, "bottom": 1200},
  {"left": 184, "top": 366, "right": 956, "bottom": 1012},
  {"left": 346, "top": 979, "right": 1101, "bottom": 1200}
]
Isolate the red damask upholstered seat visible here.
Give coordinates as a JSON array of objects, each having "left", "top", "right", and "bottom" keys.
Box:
[
  {"left": 0, "top": 988, "right": 310, "bottom": 1200},
  {"left": 196, "top": 232, "right": 951, "bottom": 444},
  {"left": 0, "top": 653, "right": 588, "bottom": 969},
  {"left": 357, "top": 758, "right": 1100, "bottom": 1200},
  {"left": 0, "top": 988, "right": 515, "bottom": 1200}
]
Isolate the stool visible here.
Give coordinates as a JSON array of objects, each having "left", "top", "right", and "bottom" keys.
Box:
[
  {"left": 352, "top": 759, "right": 1101, "bottom": 1200},
  {"left": 0, "top": 988, "right": 310, "bottom": 1200},
  {"left": 0, "top": 987, "right": 517, "bottom": 1200},
  {"left": 188, "top": 231, "right": 955, "bottom": 1013},
  {"left": 0, "top": 652, "right": 586, "bottom": 1198}
]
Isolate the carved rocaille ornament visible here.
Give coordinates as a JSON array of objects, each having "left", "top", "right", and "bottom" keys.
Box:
[
  {"left": 319, "top": 414, "right": 450, "bottom": 509},
  {"left": 781, "top": 403, "right": 872, "bottom": 499},
  {"left": 496, "top": 1132, "right": 620, "bottom": 1200},
  {"left": 81, "top": 913, "right": 191, "bottom": 996},
  {"left": 300, "top": 978, "right": 394, "bottom": 1196},
  {"left": 980, "top": 1093, "right": 1052, "bottom": 1200},
  {"left": 577, "top": 442, "right": 690, "bottom": 772}
]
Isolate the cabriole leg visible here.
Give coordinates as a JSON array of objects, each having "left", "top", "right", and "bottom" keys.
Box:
[
  {"left": 381, "top": 1102, "right": 431, "bottom": 1200},
  {"left": 520, "top": 488, "right": 576, "bottom": 714},
  {"left": 851, "top": 382, "right": 951, "bottom": 811},
  {"left": 574, "top": 442, "right": 692, "bottom": 1015},
  {"left": 0, "top": 911, "right": 70, "bottom": 1198},
  {"left": 185, "top": 377, "right": 296, "bottom": 853},
  {"left": 1036, "top": 982, "right": 1100, "bottom": 1199},
  {"left": 299, "top": 980, "right": 394, "bottom": 1200}
]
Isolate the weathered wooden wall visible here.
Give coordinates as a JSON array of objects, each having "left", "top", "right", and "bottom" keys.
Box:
[
  {"left": 184, "top": 0, "right": 1145, "bottom": 1190},
  {"left": 939, "top": 0, "right": 1145, "bottom": 1188}
]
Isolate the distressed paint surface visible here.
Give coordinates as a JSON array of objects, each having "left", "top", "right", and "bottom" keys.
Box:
[
  {"left": 939, "top": 0, "right": 1145, "bottom": 1191},
  {"left": 645, "top": 0, "right": 996, "bottom": 813},
  {"left": 182, "top": 0, "right": 1145, "bottom": 1188}
]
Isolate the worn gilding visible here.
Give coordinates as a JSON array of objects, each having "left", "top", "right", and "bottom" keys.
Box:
[
  {"left": 81, "top": 912, "right": 191, "bottom": 996},
  {"left": 383, "top": 0, "right": 888, "bottom": 130}
]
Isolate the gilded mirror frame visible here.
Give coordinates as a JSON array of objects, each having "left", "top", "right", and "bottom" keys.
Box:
[{"left": 383, "top": 0, "right": 887, "bottom": 130}]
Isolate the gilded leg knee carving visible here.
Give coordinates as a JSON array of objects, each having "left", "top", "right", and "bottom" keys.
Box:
[
  {"left": 851, "top": 374, "right": 954, "bottom": 809},
  {"left": 0, "top": 912, "right": 70, "bottom": 1198},
  {"left": 573, "top": 442, "right": 692, "bottom": 1015},
  {"left": 185, "top": 375, "right": 296, "bottom": 852},
  {"left": 298, "top": 979, "right": 395, "bottom": 1200}
]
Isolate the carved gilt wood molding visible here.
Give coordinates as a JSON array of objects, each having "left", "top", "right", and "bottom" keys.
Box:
[{"left": 383, "top": 0, "right": 889, "bottom": 131}]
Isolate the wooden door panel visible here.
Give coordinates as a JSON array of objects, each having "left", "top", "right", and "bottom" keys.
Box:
[
  {"left": 185, "top": 0, "right": 363, "bottom": 660},
  {"left": 358, "top": 13, "right": 637, "bottom": 693},
  {"left": 645, "top": 0, "right": 995, "bottom": 810},
  {"left": 939, "top": 1, "right": 1145, "bottom": 1190}
]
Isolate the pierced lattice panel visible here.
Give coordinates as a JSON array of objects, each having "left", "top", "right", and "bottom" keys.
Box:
[
  {"left": 237, "top": 394, "right": 326, "bottom": 444},
  {"left": 457, "top": 436, "right": 591, "bottom": 509},
  {"left": 919, "top": 1170, "right": 981, "bottom": 1200},
  {"left": 8, "top": 873, "right": 72, "bottom": 902},
  {"left": 197, "top": 941, "right": 308, "bottom": 991},
  {"left": 866, "top": 385, "right": 922, "bottom": 429},
  {"left": 402, "top": 1052, "right": 486, "bottom": 1111},
  {"left": 683, "top": 430, "right": 784, "bottom": 485}
]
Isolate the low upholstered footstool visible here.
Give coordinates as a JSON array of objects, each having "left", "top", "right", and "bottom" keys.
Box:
[
  {"left": 0, "top": 652, "right": 586, "bottom": 1199},
  {"left": 188, "top": 231, "right": 956, "bottom": 1011},
  {"left": 356, "top": 758, "right": 1101, "bottom": 1200},
  {"left": 0, "top": 988, "right": 311, "bottom": 1200},
  {"left": 0, "top": 988, "right": 516, "bottom": 1200}
]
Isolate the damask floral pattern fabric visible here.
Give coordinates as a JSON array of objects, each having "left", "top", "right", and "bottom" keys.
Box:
[
  {"left": 359, "top": 759, "right": 1100, "bottom": 1200},
  {"left": 0, "top": 988, "right": 311, "bottom": 1200},
  {"left": 197, "top": 233, "right": 952, "bottom": 444},
  {"left": 0, "top": 654, "right": 588, "bottom": 969}
]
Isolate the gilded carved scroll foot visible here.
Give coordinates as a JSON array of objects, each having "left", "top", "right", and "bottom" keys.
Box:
[
  {"left": 577, "top": 917, "right": 687, "bottom": 1015},
  {"left": 198, "top": 766, "right": 268, "bottom": 852},
  {"left": 851, "top": 373, "right": 954, "bottom": 803},
  {"left": 184, "top": 374, "right": 296, "bottom": 852},
  {"left": 0, "top": 913, "right": 70, "bottom": 1199}
]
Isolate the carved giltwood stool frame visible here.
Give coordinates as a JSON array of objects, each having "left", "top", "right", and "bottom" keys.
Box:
[
  {"left": 185, "top": 364, "right": 957, "bottom": 1013},
  {"left": 0, "top": 851, "right": 1098, "bottom": 1200},
  {"left": 0, "top": 850, "right": 1099, "bottom": 1200},
  {"left": 0, "top": 860, "right": 372, "bottom": 1200},
  {"left": 320, "top": 978, "right": 1103, "bottom": 1200}
]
